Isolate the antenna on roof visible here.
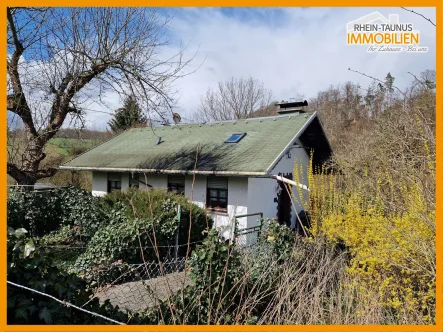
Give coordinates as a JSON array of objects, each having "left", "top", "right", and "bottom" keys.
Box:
[{"left": 157, "top": 137, "right": 163, "bottom": 145}]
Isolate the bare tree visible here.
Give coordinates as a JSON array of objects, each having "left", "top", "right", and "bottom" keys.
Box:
[
  {"left": 7, "top": 7, "right": 195, "bottom": 185},
  {"left": 308, "top": 82, "right": 364, "bottom": 147},
  {"left": 193, "top": 77, "right": 273, "bottom": 122}
]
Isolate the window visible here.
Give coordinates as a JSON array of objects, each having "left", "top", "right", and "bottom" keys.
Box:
[
  {"left": 206, "top": 177, "right": 228, "bottom": 212},
  {"left": 107, "top": 172, "right": 122, "bottom": 193},
  {"left": 130, "top": 173, "right": 139, "bottom": 189},
  {"left": 168, "top": 175, "right": 185, "bottom": 194},
  {"left": 225, "top": 132, "right": 246, "bottom": 143}
]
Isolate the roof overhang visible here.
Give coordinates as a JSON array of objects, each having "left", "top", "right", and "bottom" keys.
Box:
[
  {"left": 298, "top": 115, "right": 333, "bottom": 169},
  {"left": 58, "top": 165, "right": 268, "bottom": 177}
]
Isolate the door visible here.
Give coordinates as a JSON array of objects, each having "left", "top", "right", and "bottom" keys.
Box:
[{"left": 277, "top": 172, "right": 292, "bottom": 228}]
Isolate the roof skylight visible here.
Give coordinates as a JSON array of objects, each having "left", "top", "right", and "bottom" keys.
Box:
[{"left": 225, "top": 132, "right": 246, "bottom": 143}]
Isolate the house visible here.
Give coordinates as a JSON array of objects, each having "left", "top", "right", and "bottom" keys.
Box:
[{"left": 60, "top": 101, "right": 332, "bottom": 239}]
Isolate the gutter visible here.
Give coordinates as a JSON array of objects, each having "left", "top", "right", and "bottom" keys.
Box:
[{"left": 58, "top": 165, "right": 268, "bottom": 177}]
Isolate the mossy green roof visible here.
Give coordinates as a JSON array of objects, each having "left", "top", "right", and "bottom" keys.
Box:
[{"left": 60, "top": 112, "right": 316, "bottom": 176}]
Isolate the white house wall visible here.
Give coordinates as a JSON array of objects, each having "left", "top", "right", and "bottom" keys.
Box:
[
  {"left": 92, "top": 172, "right": 248, "bottom": 239},
  {"left": 143, "top": 174, "right": 168, "bottom": 190},
  {"left": 92, "top": 171, "right": 108, "bottom": 197},
  {"left": 184, "top": 175, "right": 248, "bottom": 240},
  {"left": 184, "top": 175, "right": 206, "bottom": 209},
  {"left": 247, "top": 141, "right": 310, "bottom": 228},
  {"left": 121, "top": 173, "right": 130, "bottom": 191},
  {"left": 223, "top": 177, "right": 248, "bottom": 239}
]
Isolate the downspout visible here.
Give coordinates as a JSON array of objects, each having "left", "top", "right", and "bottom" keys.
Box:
[
  {"left": 271, "top": 174, "right": 310, "bottom": 237},
  {"left": 270, "top": 174, "right": 310, "bottom": 192}
]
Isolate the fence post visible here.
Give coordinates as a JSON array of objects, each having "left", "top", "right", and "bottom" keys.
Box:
[
  {"left": 257, "top": 213, "right": 264, "bottom": 243},
  {"left": 230, "top": 216, "right": 238, "bottom": 244},
  {"left": 174, "top": 205, "right": 181, "bottom": 270}
]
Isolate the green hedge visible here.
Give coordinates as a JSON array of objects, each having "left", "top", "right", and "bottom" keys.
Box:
[
  {"left": 7, "top": 187, "right": 106, "bottom": 237},
  {"left": 75, "top": 188, "right": 213, "bottom": 266}
]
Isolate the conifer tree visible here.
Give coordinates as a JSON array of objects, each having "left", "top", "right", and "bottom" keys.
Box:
[{"left": 108, "top": 95, "right": 147, "bottom": 132}]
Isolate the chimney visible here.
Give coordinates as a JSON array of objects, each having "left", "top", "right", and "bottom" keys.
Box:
[{"left": 276, "top": 100, "right": 308, "bottom": 115}]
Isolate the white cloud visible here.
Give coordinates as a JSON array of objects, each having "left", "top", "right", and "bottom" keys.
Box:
[
  {"left": 168, "top": 7, "right": 436, "bottom": 119},
  {"left": 83, "top": 7, "right": 436, "bottom": 127}
]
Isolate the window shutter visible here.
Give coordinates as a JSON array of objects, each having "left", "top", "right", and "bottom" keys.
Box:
[
  {"left": 207, "top": 177, "right": 228, "bottom": 189},
  {"left": 108, "top": 172, "right": 122, "bottom": 181}
]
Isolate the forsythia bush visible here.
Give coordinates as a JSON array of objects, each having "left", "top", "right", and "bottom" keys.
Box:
[
  {"left": 317, "top": 179, "right": 435, "bottom": 322},
  {"left": 295, "top": 119, "right": 435, "bottom": 322}
]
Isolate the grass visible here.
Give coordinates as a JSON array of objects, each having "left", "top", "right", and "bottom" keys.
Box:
[
  {"left": 47, "top": 138, "right": 100, "bottom": 156},
  {"left": 7, "top": 137, "right": 99, "bottom": 189}
]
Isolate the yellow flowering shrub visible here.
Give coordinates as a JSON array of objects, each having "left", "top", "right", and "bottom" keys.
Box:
[
  {"left": 319, "top": 182, "right": 435, "bottom": 321},
  {"left": 293, "top": 119, "right": 435, "bottom": 322}
]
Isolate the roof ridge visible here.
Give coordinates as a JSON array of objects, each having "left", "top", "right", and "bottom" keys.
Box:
[{"left": 140, "top": 112, "right": 312, "bottom": 129}]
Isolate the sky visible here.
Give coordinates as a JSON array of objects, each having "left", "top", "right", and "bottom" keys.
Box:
[
  {"left": 9, "top": 7, "right": 437, "bottom": 130},
  {"left": 160, "top": 7, "right": 436, "bottom": 126}
]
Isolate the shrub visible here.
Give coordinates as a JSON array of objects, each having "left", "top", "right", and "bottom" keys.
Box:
[
  {"left": 317, "top": 178, "right": 435, "bottom": 322},
  {"left": 137, "top": 228, "right": 244, "bottom": 324},
  {"left": 39, "top": 225, "right": 86, "bottom": 247},
  {"left": 137, "top": 227, "right": 352, "bottom": 325},
  {"left": 67, "top": 143, "right": 90, "bottom": 156},
  {"left": 185, "top": 229, "right": 244, "bottom": 323},
  {"left": 102, "top": 188, "right": 212, "bottom": 245},
  {"left": 38, "top": 226, "right": 89, "bottom": 270},
  {"left": 41, "top": 170, "right": 93, "bottom": 191},
  {"left": 7, "top": 228, "right": 127, "bottom": 324},
  {"left": 75, "top": 189, "right": 213, "bottom": 267},
  {"left": 258, "top": 218, "right": 296, "bottom": 263},
  {"left": 7, "top": 187, "right": 106, "bottom": 238},
  {"left": 8, "top": 190, "right": 62, "bottom": 237},
  {"left": 300, "top": 110, "right": 436, "bottom": 323},
  {"left": 58, "top": 187, "right": 106, "bottom": 235}
]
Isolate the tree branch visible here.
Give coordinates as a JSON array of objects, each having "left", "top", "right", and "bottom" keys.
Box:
[
  {"left": 7, "top": 163, "right": 28, "bottom": 184},
  {"left": 348, "top": 68, "right": 407, "bottom": 99},
  {"left": 46, "top": 63, "right": 110, "bottom": 137},
  {"left": 35, "top": 167, "right": 58, "bottom": 180},
  {"left": 7, "top": 8, "right": 37, "bottom": 138},
  {"left": 400, "top": 7, "right": 436, "bottom": 27},
  {"left": 407, "top": 71, "right": 429, "bottom": 90}
]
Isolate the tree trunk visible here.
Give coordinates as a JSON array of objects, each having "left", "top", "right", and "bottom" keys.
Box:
[
  {"left": 8, "top": 138, "right": 56, "bottom": 187},
  {"left": 7, "top": 164, "right": 37, "bottom": 188}
]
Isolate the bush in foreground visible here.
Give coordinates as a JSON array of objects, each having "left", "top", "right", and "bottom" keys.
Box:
[
  {"left": 7, "top": 186, "right": 105, "bottom": 238},
  {"left": 75, "top": 188, "right": 213, "bottom": 267},
  {"left": 7, "top": 228, "right": 126, "bottom": 324}
]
